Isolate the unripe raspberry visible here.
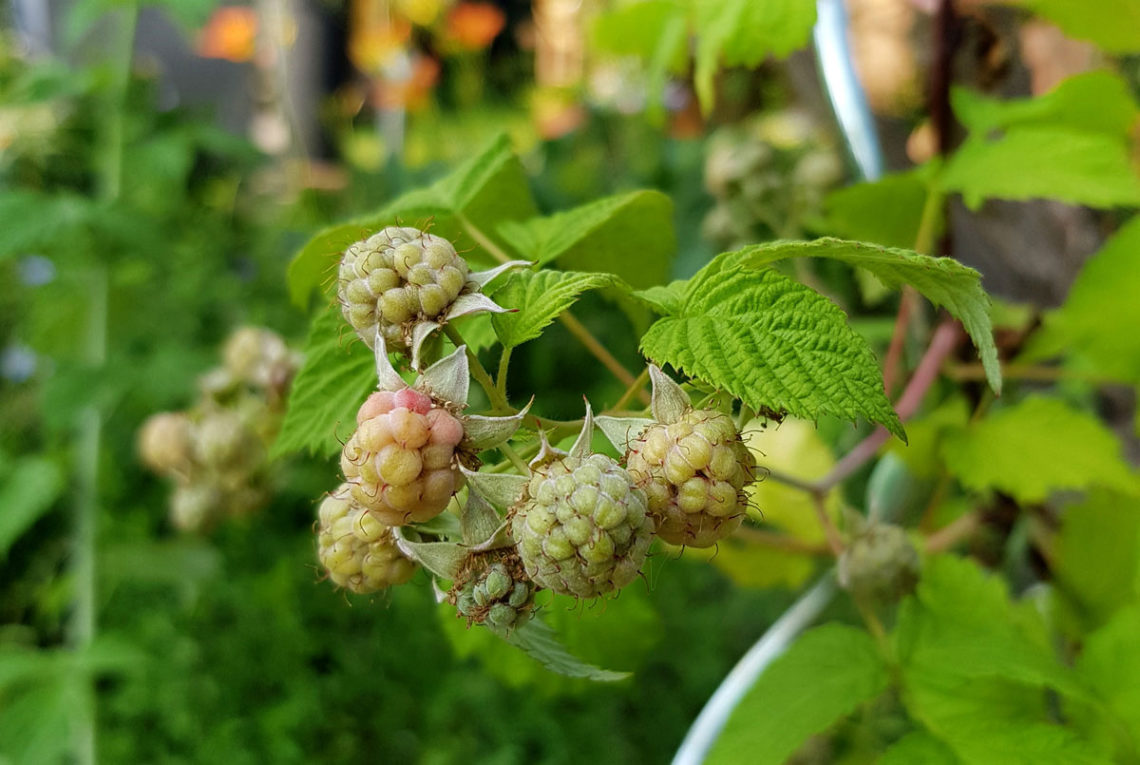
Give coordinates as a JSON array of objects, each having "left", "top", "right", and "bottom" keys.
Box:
[
  {"left": 704, "top": 133, "right": 773, "bottom": 196},
  {"left": 222, "top": 326, "right": 300, "bottom": 394},
  {"left": 337, "top": 227, "right": 471, "bottom": 351},
  {"left": 838, "top": 523, "right": 921, "bottom": 604},
  {"left": 512, "top": 453, "right": 654, "bottom": 599},
  {"left": 341, "top": 390, "right": 464, "bottom": 525},
  {"left": 317, "top": 485, "right": 417, "bottom": 593},
  {"left": 138, "top": 412, "right": 192, "bottom": 475},
  {"left": 192, "top": 410, "right": 258, "bottom": 470},
  {"left": 626, "top": 409, "right": 755, "bottom": 548},
  {"left": 170, "top": 484, "right": 221, "bottom": 533},
  {"left": 449, "top": 550, "right": 537, "bottom": 631}
]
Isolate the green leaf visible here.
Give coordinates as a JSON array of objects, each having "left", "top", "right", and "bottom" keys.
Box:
[
  {"left": 1075, "top": 605, "right": 1140, "bottom": 755},
  {"left": 952, "top": 71, "right": 1139, "bottom": 138},
  {"left": 490, "top": 270, "right": 625, "bottom": 349},
  {"left": 903, "top": 674, "right": 1105, "bottom": 765},
  {"left": 633, "top": 280, "right": 687, "bottom": 315},
  {"left": 285, "top": 222, "right": 372, "bottom": 309},
  {"left": 437, "top": 587, "right": 658, "bottom": 690},
  {"left": 707, "top": 624, "right": 889, "bottom": 765},
  {"left": 895, "top": 555, "right": 1090, "bottom": 700},
  {"left": 941, "top": 396, "right": 1140, "bottom": 503},
  {"left": 886, "top": 395, "right": 971, "bottom": 479},
  {"left": 0, "top": 457, "right": 63, "bottom": 558},
  {"left": 1018, "top": 0, "right": 1140, "bottom": 53},
  {"left": 0, "top": 670, "right": 75, "bottom": 765},
  {"left": 0, "top": 191, "right": 94, "bottom": 259},
  {"left": 590, "top": 0, "right": 688, "bottom": 72},
  {"left": 1054, "top": 490, "right": 1140, "bottom": 627},
  {"left": 287, "top": 134, "right": 537, "bottom": 307},
  {"left": 641, "top": 266, "right": 905, "bottom": 439},
  {"left": 272, "top": 304, "right": 377, "bottom": 458},
  {"left": 503, "top": 620, "right": 630, "bottom": 683},
  {"left": 1029, "top": 216, "right": 1140, "bottom": 382},
  {"left": 693, "top": 0, "right": 818, "bottom": 113},
  {"left": 720, "top": 238, "right": 1000, "bottom": 392},
  {"left": 497, "top": 190, "right": 675, "bottom": 289},
  {"left": 822, "top": 169, "right": 936, "bottom": 250},
  {"left": 940, "top": 127, "right": 1140, "bottom": 209},
  {"left": 879, "top": 732, "right": 959, "bottom": 765},
  {"left": 895, "top": 556, "right": 1104, "bottom": 763}
]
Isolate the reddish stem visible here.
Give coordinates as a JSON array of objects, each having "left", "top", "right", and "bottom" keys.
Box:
[
  {"left": 882, "top": 287, "right": 916, "bottom": 396},
  {"left": 818, "top": 320, "right": 963, "bottom": 492}
]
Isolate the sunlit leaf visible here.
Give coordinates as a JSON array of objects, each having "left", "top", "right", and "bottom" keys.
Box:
[
  {"left": 708, "top": 624, "right": 889, "bottom": 765},
  {"left": 641, "top": 266, "right": 904, "bottom": 439}
]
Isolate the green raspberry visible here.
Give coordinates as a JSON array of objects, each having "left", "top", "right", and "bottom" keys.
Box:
[
  {"left": 316, "top": 484, "right": 418, "bottom": 594},
  {"left": 192, "top": 409, "right": 260, "bottom": 472},
  {"left": 838, "top": 523, "right": 921, "bottom": 604},
  {"left": 626, "top": 409, "right": 755, "bottom": 548},
  {"left": 337, "top": 226, "right": 472, "bottom": 352},
  {"left": 448, "top": 550, "right": 537, "bottom": 631},
  {"left": 221, "top": 326, "right": 300, "bottom": 395},
  {"left": 512, "top": 453, "right": 654, "bottom": 599}
]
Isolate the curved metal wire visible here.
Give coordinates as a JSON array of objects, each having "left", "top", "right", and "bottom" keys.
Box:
[
  {"left": 815, "top": 0, "right": 884, "bottom": 183},
  {"left": 671, "top": 573, "right": 838, "bottom": 764}
]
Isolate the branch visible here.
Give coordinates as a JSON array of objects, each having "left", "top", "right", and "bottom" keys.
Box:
[
  {"left": 882, "top": 287, "right": 917, "bottom": 396},
  {"left": 924, "top": 511, "right": 981, "bottom": 554},
  {"left": 813, "top": 493, "right": 845, "bottom": 555},
  {"left": 944, "top": 362, "right": 1118, "bottom": 386},
  {"left": 734, "top": 526, "right": 832, "bottom": 555},
  {"left": 443, "top": 324, "right": 510, "bottom": 412},
  {"left": 818, "top": 320, "right": 962, "bottom": 492}
]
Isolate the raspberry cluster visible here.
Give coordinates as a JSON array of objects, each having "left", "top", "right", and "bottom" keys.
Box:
[
  {"left": 338, "top": 226, "right": 473, "bottom": 352},
  {"left": 512, "top": 453, "right": 654, "bottom": 599},
  {"left": 626, "top": 409, "right": 755, "bottom": 548},
  {"left": 138, "top": 327, "right": 300, "bottom": 533},
  {"left": 317, "top": 484, "right": 418, "bottom": 594},
  {"left": 341, "top": 388, "right": 465, "bottom": 526},
  {"left": 702, "top": 111, "right": 842, "bottom": 250}
]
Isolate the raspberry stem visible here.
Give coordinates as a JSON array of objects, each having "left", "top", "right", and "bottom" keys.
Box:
[
  {"left": 611, "top": 366, "right": 650, "bottom": 412},
  {"left": 443, "top": 323, "right": 510, "bottom": 412},
  {"left": 813, "top": 493, "right": 845, "bottom": 556},
  {"left": 923, "top": 510, "right": 981, "bottom": 554},
  {"left": 456, "top": 213, "right": 650, "bottom": 405},
  {"left": 499, "top": 442, "right": 530, "bottom": 474},
  {"left": 496, "top": 346, "right": 512, "bottom": 400}
]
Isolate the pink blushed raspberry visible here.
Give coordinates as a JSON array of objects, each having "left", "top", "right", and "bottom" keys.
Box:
[{"left": 341, "top": 390, "right": 465, "bottom": 525}]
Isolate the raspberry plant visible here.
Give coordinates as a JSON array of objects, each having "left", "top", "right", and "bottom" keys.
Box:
[
  {"left": 273, "top": 77, "right": 1140, "bottom": 753},
  {"left": 276, "top": 134, "right": 1003, "bottom": 679}
]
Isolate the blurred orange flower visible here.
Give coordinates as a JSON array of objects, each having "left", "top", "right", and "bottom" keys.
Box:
[
  {"left": 197, "top": 6, "right": 258, "bottom": 63},
  {"left": 445, "top": 2, "right": 505, "bottom": 51},
  {"left": 372, "top": 55, "right": 441, "bottom": 111}
]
